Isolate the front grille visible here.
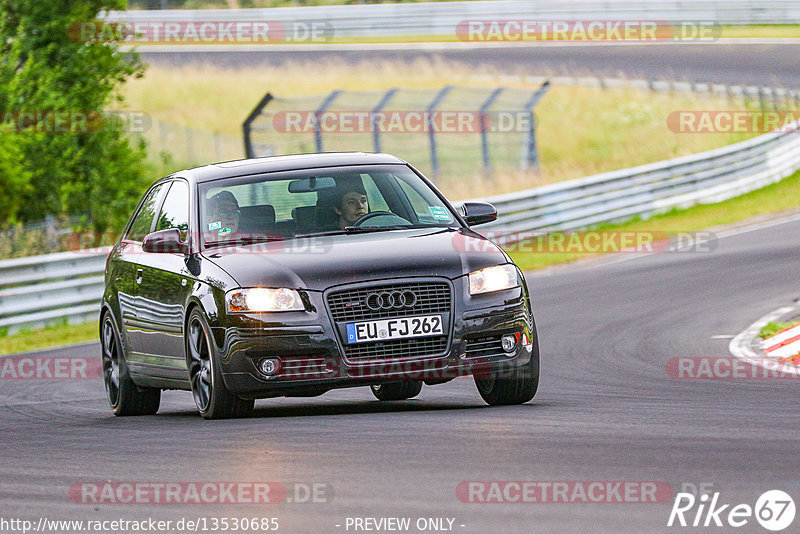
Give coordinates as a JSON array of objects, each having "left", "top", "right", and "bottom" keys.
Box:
[
  {"left": 327, "top": 282, "right": 451, "bottom": 322},
  {"left": 343, "top": 335, "right": 448, "bottom": 362},
  {"left": 464, "top": 335, "right": 505, "bottom": 359}
]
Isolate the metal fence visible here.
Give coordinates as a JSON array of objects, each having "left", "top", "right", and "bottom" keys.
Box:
[
  {"left": 145, "top": 119, "right": 242, "bottom": 166},
  {"left": 110, "top": 1, "right": 800, "bottom": 38},
  {"left": 243, "top": 84, "right": 550, "bottom": 178}
]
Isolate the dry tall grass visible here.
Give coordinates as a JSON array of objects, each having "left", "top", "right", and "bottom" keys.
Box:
[{"left": 119, "top": 58, "right": 756, "bottom": 198}]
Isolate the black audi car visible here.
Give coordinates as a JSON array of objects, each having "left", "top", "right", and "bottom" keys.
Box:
[{"left": 101, "top": 153, "right": 539, "bottom": 419}]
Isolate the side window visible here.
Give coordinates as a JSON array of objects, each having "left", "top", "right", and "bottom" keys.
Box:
[
  {"left": 126, "top": 183, "right": 166, "bottom": 241},
  {"left": 397, "top": 179, "right": 435, "bottom": 222},
  {"left": 154, "top": 181, "right": 190, "bottom": 241},
  {"left": 362, "top": 174, "right": 390, "bottom": 212}
]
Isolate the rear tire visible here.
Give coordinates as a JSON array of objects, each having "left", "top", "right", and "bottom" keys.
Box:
[
  {"left": 186, "top": 308, "right": 254, "bottom": 419},
  {"left": 370, "top": 380, "right": 423, "bottom": 401},
  {"left": 101, "top": 313, "right": 160, "bottom": 416},
  {"left": 474, "top": 330, "right": 540, "bottom": 406}
]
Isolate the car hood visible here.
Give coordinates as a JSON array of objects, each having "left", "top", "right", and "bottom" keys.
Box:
[{"left": 202, "top": 227, "right": 509, "bottom": 291}]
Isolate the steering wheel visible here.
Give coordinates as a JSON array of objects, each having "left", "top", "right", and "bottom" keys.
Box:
[{"left": 352, "top": 211, "right": 411, "bottom": 227}]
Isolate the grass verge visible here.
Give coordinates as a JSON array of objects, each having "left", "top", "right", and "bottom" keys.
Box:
[
  {"left": 0, "top": 321, "right": 99, "bottom": 356},
  {"left": 506, "top": 169, "right": 800, "bottom": 271},
  {"left": 760, "top": 320, "right": 800, "bottom": 340}
]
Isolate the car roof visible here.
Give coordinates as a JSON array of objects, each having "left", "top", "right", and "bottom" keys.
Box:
[{"left": 175, "top": 152, "right": 408, "bottom": 184}]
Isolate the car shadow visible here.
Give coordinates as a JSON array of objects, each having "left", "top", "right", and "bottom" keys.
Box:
[{"left": 153, "top": 398, "right": 552, "bottom": 421}]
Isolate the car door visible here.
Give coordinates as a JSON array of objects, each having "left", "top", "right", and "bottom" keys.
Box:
[
  {"left": 117, "top": 181, "right": 168, "bottom": 359},
  {"left": 128, "top": 179, "right": 196, "bottom": 380}
]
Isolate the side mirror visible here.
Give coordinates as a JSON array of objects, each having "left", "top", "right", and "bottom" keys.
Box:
[
  {"left": 459, "top": 201, "right": 498, "bottom": 226},
  {"left": 142, "top": 228, "right": 188, "bottom": 254}
]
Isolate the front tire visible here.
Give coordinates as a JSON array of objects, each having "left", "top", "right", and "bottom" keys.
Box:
[
  {"left": 186, "top": 308, "right": 254, "bottom": 419},
  {"left": 370, "top": 380, "right": 423, "bottom": 401},
  {"left": 474, "top": 332, "right": 540, "bottom": 406},
  {"left": 101, "top": 313, "right": 160, "bottom": 416}
]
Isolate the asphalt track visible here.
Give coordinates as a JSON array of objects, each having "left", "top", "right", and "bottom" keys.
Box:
[
  {"left": 139, "top": 43, "right": 800, "bottom": 87},
  {"left": 2, "top": 214, "right": 800, "bottom": 532}
]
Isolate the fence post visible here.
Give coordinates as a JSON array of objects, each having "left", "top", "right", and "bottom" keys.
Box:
[
  {"left": 372, "top": 88, "right": 398, "bottom": 153},
  {"left": 45, "top": 215, "right": 57, "bottom": 252},
  {"left": 521, "top": 81, "right": 550, "bottom": 172},
  {"left": 314, "top": 90, "right": 342, "bottom": 152},
  {"left": 242, "top": 92, "right": 273, "bottom": 159},
  {"left": 478, "top": 87, "right": 505, "bottom": 176},
  {"left": 427, "top": 85, "right": 453, "bottom": 175}
]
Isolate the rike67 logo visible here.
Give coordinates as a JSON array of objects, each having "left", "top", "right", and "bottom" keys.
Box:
[{"left": 668, "top": 489, "right": 795, "bottom": 531}]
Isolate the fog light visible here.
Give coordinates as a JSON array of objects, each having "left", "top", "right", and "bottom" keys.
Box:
[
  {"left": 258, "top": 358, "right": 280, "bottom": 376},
  {"left": 501, "top": 334, "right": 517, "bottom": 353}
]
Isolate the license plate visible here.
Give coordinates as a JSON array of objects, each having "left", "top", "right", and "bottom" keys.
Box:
[{"left": 346, "top": 315, "right": 443, "bottom": 344}]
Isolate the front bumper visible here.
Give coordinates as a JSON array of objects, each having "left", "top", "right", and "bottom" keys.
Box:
[{"left": 212, "top": 280, "right": 534, "bottom": 399}]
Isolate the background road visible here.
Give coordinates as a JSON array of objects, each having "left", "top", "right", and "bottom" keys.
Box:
[
  {"left": 140, "top": 43, "right": 800, "bottom": 87},
  {"left": 2, "top": 215, "right": 799, "bottom": 532}
]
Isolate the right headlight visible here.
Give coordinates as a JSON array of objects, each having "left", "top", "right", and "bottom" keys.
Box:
[
  {"left": 226, "top": 288, "right": 305, "bottom": 313},
  {"left": 468, "top": 264, "right": 519, "bottom": 295}
]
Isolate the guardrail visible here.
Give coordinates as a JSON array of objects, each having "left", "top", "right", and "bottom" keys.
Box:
[
  {"left": 3, "top": 106, "right": 800, "bottom": 335},
  {"left": 476, "top": 123, "right": 800, "bottom": 235},
  {"left": 0, "top": 251, "right": 106, "bottom": 335},
  {"left": 109, "top": 0, "right": 800, "bottom": 39}
]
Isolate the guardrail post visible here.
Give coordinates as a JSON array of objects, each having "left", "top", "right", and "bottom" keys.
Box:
[
  {"left": 313, "top": 90, "right": 343, "bottom": 152},
  {"left": 242, "top": 92, "right": 273, "bottom": 159},
  {"left": 521, "top": 81, "right": 550, "bottom": 172},
  {"left": 427, "top": 85, "right": 453, "bottom": 175},
  {"left": 371, "top": 88, "right": 398, "bottom": 153},
  {"left": 479, "top": 87, "right": 504, "bottom": 176}
]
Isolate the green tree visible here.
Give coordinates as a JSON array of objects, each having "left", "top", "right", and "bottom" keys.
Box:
[{"left": 0, "top": 0, "right": 149, "bottom": 234}]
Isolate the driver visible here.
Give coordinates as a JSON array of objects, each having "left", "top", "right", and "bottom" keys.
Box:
[
  {"left": 332, "top": 182, "right": 369, "bottom": 229},
  {"left": 204, "top": 190, "right": 241, "bottom": 241}
]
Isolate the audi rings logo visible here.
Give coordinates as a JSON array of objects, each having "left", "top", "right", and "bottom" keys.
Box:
[{"left": 365, "top": 290, "right": 417, "bottom": 311}]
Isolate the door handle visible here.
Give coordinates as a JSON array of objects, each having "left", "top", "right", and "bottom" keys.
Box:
[{"left": 136, "top": 268, "right": 143, "bottom": 284}]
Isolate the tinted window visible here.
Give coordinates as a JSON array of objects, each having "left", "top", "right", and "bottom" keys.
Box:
[
  {"left": 198, "top": 165, "right": 458, "bottom": 246},
  {"left": 126, "top": 183, "right": 166, "bottom": 241},
  {"left": 154, "top": 181, "right": 190, "bottom": 241}
]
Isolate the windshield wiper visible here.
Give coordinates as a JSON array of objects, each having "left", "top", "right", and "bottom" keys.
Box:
[
  {"left": 205, "top": 235, "right": 285, "bottom": 248},
  {"left": 295, "top": 225, "right": 442, "bottom": 238}
]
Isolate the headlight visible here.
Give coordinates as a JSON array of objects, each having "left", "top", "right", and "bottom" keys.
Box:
[
  {"left": 226, "top": 288, "right": 305, "bottom": 313},
  {"left": 468, "top": 264, "right": 519, "bottom": 295}
]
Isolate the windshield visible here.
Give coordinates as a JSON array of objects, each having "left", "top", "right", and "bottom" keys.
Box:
[{"left": 198, "top": 164, "right": 460, "bottom": 248}]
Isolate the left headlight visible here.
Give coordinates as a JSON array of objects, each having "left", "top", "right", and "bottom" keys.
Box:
[
  {"left": 226, "top": 288, "right": 305, "bottom": 313},
  {"left": 468, "top": 264, "right": 519, "bottom": 295}
]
